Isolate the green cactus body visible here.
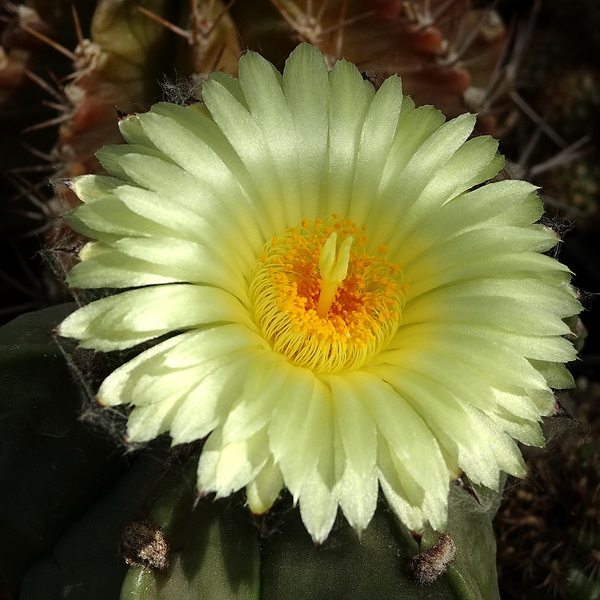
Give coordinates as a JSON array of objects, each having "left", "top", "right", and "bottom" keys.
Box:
[{"left": 118, "top": 460, "right": 502, "bottom": 600}]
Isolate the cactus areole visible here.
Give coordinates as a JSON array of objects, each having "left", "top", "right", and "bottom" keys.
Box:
[{"left": 57, "top": 44, "right": 580, "bottom": 543}]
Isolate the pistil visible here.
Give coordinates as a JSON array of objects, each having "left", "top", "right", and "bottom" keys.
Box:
[{"left": 316, "top": 233, "right": 353, "bottom": 318}]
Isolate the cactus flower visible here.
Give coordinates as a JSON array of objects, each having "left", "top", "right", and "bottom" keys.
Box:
[{"left": 58, "top": 43, "right": 580, "bottom": 543}]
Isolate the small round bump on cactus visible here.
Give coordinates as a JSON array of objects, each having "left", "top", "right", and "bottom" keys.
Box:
[
  {"left": 120, "top": 520, "right": 170, "bottom": 571},
  {"left": 57, "top": 43, "right": 580, "bottom": 543},
  {"left": 408, "top": 533, "right": 457, "bottom": 584}
]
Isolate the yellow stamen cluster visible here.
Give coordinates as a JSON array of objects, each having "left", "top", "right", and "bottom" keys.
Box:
[{"left": 250, "top": 216, "right": 406, "bottom": 373}]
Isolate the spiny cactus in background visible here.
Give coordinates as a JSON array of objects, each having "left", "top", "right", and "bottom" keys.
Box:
[
  {"left": 0, "top": 0, "right": 522, "bottom": 311},
  {"left": 530, "top": 68, "right": 600, "bottom": 224},
  {"left": 234, "top": 0, "right": 508, "bottom": 131},
  {"left": 3, "top": 0, "right": 511, "bottom": 191}
]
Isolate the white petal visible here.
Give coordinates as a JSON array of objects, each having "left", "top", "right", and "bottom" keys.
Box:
[
  {"left": 327, "top": 375, "right": 377, "bottom": 477},
  {"left": 374, "top": 113, "right": 477, "bottom": 246},
  {"left": 402, "top": 226, "right": 562, "bottom": 296},
  {"left": 201, "top": 75, "right": 289, "bottom": 235},
  {"left": 321, "top": 58, "right": 373, "bottom": 217},
  {"left": 486, "top": 408, "right": 544, "bottom": 447},
  {"left": 373, "top": 344, "right": 497, "bottom": 412},
  {"left": 378, "top": 103, "right": 444, "bottom": 194},
  {"left": 391, "top": 320, "right": 575, "bottom": 363},
  {"left": 337, "top": 463, "right": 378, "bottom": 535},
  {"left": 377, "top": 366, "right": 511, "bottom": 488},
  {"left": 268, "top": 371, "right": 324, "bottom": 499},
  {"left": 64, "top": 196, "right": 172, "bottom": 242},
  {"left": 98, "top": 324, "right": 263, "bottom": 406},
  {"left": 385, "top": 136, "right": 502, "bottom": 255},
  {"left": 96, "top": 143, "right": 174, "bottom": 184},
  {"left": 403, "top": 283, "right": 573, "bottom": 337},
  {"left": 97, "top": 332, "right": 192, "bottom": 406},
  {"left": 220, "top": 353, "right": 290, "bottom": 445},
  {"left": 376, "top": 436, "right": 427, "bottom": 531},
  {"left": 465, "top": 405, "right": 526, "bottom": 478},
  {"left": 126, "top": 393, "right": 185, "bottom": 442},
  {"left": 325, "top": 375, "right": 379, "bottom": 533},
  {"left": 530, "top": 360, "right": 575, "bottom": 391},
  {"left": 299, "top": 467, "right": 340, "bottom": 544},
  {"left": 114, "top": 152, "right": 258, "bottom": 268},
  {"left": 349, "top": 74, "right": 403, "bottom": 226},
  {"left": 198, "top": 427, "right": 270, "bottom": 497},
  {"left": 238, "top": 50, "right": 304, "bottom": 226},
  {"left": 246, "top": 458, "right": 284, "bottom": 514},
  {"left": 345, "top": 371, "right": 448, "bottom": 527},
  {"left": 392, "top": 180, "right": 542, "bottom": 265},
  {"left": 109, "top": 237, "right": 248, "bottom": 302},
  {"left": 67, "top": 242, "right": 179, "bottom": 288},
  {"left": 169, "top": 353, "right": 256, "bottom": 445},
  {"left": 71, "top": 174, "right": 120, "bottom": 202},
  {"left": 137, "top": 107, "right": 269, "bottom": 248},
  {"left": 118, "top": 113, "right": 158, "bottom": 149},
  {"left": 282, "top": 43, "right": 329, "bottom": 217},
  {"left": 58, "top": 285, "right": 256, "bottom": 351},
  {"left": 110, "top": 184, "right": 250, "bottom": 270},
  {"left": 384, "top": 327, "right": 548, "bottom": 392}
]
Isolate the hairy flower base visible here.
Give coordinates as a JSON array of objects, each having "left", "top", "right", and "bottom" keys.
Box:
[
  {"left": 58, "top": 44, "right": 580, "bottom": 543},
  {"left": 250, "top": 216, "right": 404, "bottom": 373}
]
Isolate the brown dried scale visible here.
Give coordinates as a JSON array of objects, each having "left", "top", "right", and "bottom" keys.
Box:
[
  {"left": 408, "top": 534, "right": 457, "bottom": 584},
  {"left": 119, "top": 520, "right": 170, "bottom": 571}
]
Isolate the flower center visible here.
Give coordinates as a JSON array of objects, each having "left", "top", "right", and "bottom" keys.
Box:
[{"left": 250, "top": 216, "right": 406, "bottom": 373}]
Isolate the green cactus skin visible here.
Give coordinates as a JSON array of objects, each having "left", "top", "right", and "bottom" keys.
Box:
[
  {"left": 0, "top": 305, "right": 128, "bottom": 594},
  {"left": 118, "top": 453, "right": 503, "bottom": 600},
  {"left": 120, "top": 456, "right": 503, "bottom": 600}
]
